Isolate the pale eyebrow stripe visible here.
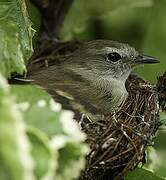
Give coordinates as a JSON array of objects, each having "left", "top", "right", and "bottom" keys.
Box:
[
  {"left": 101, "top": 47, "right": 125, "bottom": 57},
  {"left": 86, "top": 46, "right": 127, "bottom": 57}
]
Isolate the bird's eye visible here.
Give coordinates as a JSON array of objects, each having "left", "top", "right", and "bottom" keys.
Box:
[{"left": 107, "top": 52, "right": 121, "bottom": 62}]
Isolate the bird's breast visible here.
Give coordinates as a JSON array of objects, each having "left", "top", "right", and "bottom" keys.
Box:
[
  {"left": 92, "top": 77, "right": 128, "bottom": 113},
  {"left": 66, "top": 67, "right": 129, "bottom": 114}
]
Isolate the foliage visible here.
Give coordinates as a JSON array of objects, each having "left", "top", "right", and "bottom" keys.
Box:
[
  {"left": 125, "top": 168, "right": 164, "bottom": 180},
  {"left": 0, "top": 1, "right": 88, "bottom": 180},
  {"left": 0, "top": 74, "right": 35, "bottom": 180},
  {"left": 11, "top": 85, "right": 88, "bottom": 180},
  {"left": 0, "top": 0, "right": 34, "bottom": 77},
  {"left": 0, "top": 0, "right": 165, "bottom": 180}
]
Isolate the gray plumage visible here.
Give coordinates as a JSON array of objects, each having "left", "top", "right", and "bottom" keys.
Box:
[{"left": 29, "top": 40, "right": 159, "bottom": 117}]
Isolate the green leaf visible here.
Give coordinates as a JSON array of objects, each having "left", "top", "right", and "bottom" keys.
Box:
[
  {"left": 11, "top": 85, "right": 89, "bottom": 180},
  {"left": 27, "top": 127, "right": 58, "bottom": 180},
  {"left": 0, "top": 74, "right": 35, "bottom": 180},
  {"left": 0, "top": 0, "right": 34, "bottom": 77},
  {"left": 55, "top": 142, "right": 87, "bottom": 180},
  {"left": 160, "top": 112, "right": 166, "bottom": 125},
  {"left": 125, "top": 168, "right": 164, "bottom": 180},
  {"left": 145, "top": 128, "right": 166, "bottom": 179},
  {"left": 11, "top": 85, "right": 64, "bottom": 137},
  {"left": 50, "top": 110, "right": 89, "bottom": 180}
]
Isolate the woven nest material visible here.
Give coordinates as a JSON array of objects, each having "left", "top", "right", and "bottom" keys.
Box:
[{"left": 79, "top": 74, "right": 160, "bottom": 180}]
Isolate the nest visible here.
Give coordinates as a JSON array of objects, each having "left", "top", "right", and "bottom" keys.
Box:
[{"left": 79, "top": 74, "right": 160, "bottom": 180}]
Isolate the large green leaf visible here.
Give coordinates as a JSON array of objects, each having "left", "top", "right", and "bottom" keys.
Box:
[
  {"left": 145, "top": 127, "right": 166, "bottom": 179},
  {"left": 27, "top": 127, "right": 57, "bottom": 180},
  {"left": 0, "top": 74, "right": 35, "bottom": 180},
  {"left": 11, "top": 85, "right": 64, "bottom": 137},
  {"left": 160, "top": 112, "right": 166, "bottom": 125},
  {"left": 50, "top": 110, "right": 89, "bottom": 180},
  {"left": 0, "top": 0, "right": 34, "bottom": 77},
  {"left": 125, "top": 168, "right": 164, "bottom": 180},
  {"left": 11, "top": 85, "right": 89, "bottom": 180},
  {"left": 55, "top": 142, "right": 87, "bottom": 180}
]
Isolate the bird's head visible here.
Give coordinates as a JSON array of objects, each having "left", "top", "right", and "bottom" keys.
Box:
[{"left": 66, "top": 40, "right": 159, "bottom": 82}]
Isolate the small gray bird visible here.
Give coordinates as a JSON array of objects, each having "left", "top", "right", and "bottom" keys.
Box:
[{"left": 29, "top": 40, "right": 159, "bottom": 117}]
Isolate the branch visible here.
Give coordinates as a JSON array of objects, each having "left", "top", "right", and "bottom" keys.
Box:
[{"left": 30, "top": 0, "right": 74, "bottom": 38}]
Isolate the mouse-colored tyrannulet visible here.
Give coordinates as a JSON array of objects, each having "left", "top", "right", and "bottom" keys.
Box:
[{"left": 28, "top": 40, "right": 159, "bottom": 117}]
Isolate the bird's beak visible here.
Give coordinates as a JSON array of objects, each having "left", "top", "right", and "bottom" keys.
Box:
[{"left": 135, "top": 54, "right": 159, "bottom": 64}]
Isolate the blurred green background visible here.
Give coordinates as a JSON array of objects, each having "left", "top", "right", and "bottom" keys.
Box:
[
  {"left": 0, "top": 0, "right": 165, "bottom": 180},
  {"left": 59, "top": 0, "right": 166, "bottom": 83}
]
